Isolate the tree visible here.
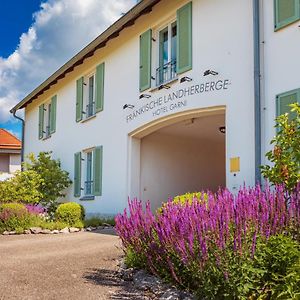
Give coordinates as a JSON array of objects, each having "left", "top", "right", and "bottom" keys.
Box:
[
  {"left": 24, "top": 152, "right": 72, "bottom": 212},
  {"left": 261, "top": 103, "right": 300, "bottom": 192}
]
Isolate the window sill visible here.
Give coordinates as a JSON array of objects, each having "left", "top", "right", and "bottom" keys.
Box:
[
  {"left": 80, "top": 114, "right": 96, "bottom": 123},
  {"left": 150, "top": 77, "right": 178, "bottom": 92},
  {"left": 42, "top": 135, "right": 52, "bottom": 141},
  {"left": 80, "top": 195, "right": 95, "bottom": 201}
]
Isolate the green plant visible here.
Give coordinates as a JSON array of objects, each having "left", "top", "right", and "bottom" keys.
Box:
[
  {"left": 84, "top": 216, "right": 115, "bottom": 228},
  {"left": 261, "top": 103, "right": 300, "bottom": 192},
  {"left": 0, "top": 170, "right": 44, "bottom": 204},
  {"left": 158, "top": 192, "right": 207, "bottom": 214},
  {"left": 55, "top": 202, "right": 85, "bottom": 227},
  {"left": 0, "top": 203, "right": 33, "bottom": 232},
  {"left": 24, "top": 152, "right": 72, "bottom": 213},
  {"left": 250, "top": 234, "right": 300, "bottom": 299}
]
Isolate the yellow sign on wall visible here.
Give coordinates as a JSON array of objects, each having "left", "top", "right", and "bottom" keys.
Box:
[{"left": 230, "top": 157, "right": 240, "bottom": 173}]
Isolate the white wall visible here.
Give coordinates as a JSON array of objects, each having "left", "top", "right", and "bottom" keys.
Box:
[
  {"left": 24, "top": 0, "right": 256, "bottom": 215},
  {"left": 261, "top": 1, "right": 300, "bottom": 164},
  {"left": 9, "top": 154, "right": 21, "bottom": 173},
  {"left": 140, "top": 131, "right": 225, "bottom": 210},
  {"left": 0, "top": 154, "right": 9, "bottom": 173}
]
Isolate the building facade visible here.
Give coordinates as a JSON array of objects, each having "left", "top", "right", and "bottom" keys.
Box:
[
  {"left": 0, "top": 129, "right": 21, "bottom": 180},
  {"left": 11, "top": 0, "right": 300, "bottom": 216}
]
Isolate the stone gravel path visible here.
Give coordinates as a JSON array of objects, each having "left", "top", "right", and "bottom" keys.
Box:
[{"left": 0, "top": 230, "right": 147, "bottom": 300}]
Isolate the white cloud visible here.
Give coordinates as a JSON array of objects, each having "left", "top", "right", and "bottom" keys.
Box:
[{"left": 0, "top": 0, "right": 135, "bottom": 123}]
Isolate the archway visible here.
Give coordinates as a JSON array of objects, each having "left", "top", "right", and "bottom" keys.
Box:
[{"left": 128, "top": 106, "right": 226, "bottom": 210}]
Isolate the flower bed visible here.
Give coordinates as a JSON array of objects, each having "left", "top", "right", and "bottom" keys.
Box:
[{"left": 115, "top": 185, "right": 300, "bottom": 299}]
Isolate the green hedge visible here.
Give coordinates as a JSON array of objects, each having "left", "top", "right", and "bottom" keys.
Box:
[{"left": 55, "top": 202, "right": 85, "bottom": 228}]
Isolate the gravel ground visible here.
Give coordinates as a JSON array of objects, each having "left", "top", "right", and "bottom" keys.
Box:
[{"left": 0, "top": 230, "right": 142, "bottom": 300}]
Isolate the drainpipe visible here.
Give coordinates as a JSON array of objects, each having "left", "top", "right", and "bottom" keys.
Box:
[
  {"left": 253, "top": 0, "right": 262, "bottom": 185},
  {"left": 11, "top": 109, "right": 25, "bottom": 171}
]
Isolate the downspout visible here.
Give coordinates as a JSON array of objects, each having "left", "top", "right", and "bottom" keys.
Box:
[
  {"left": 11, "top": 109, "right": 25, "bottom": 171},
  {"left": 253, "top": 0, "right": 262, "bottom": 184}
]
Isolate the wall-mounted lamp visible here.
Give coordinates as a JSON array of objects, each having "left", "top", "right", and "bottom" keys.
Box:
[
  {"left": 204, "top": 70, "right": 219, "bottom": 76},
  {"left": 180, "top": 76, "right": 193, "bottom": 83},
  {"left": 83, "top": 82, "right": 87, "bottom": 86},
  {"left": 152, "top": 37, "right": 156, "bottom": 42},
  {"left": 158, "top": 84, "right": 170, "bottom": 90},
  {"left": 139, "top": 94, "right": 151, "bottom": 99},
  {"left": 123, "top": 104, "right": 135, "bottom": 110},
  {"left": 151, "top": 76, "right": 156, "bottom": 80},
  {"left": 219, "top": 126, "right": 226, "bottom": 134}
]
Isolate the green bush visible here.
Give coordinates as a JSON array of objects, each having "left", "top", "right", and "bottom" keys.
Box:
[
  {"left": 261, "top": 103, "right": 300, "bottom": 192},
  {"left": 55, "top": 202, "right": 85, "bottom": 227},
  {"left": 0, "top": 170, "right": 44, "bottom": 204},
  {"left": 250, "top": 234, "right": 300, "bottom": 299},
  {"left": 158, "top": 192, "right": 207, "bottom": 213},
  {"left": 0, "top": 203, "right": 33, "bottom": 232},
  {"left": 84, "top": 217, "right": 115, "bottom": 228},
  {"left": 24, "top": 152, "right": 72, "bottom": 214}
]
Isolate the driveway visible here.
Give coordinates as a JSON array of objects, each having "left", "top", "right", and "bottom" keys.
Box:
[{"left": 0, "top": 230, "right": 135, "bottom": 300}]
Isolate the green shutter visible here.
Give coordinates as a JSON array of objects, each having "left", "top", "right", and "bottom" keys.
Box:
[
  {"left": 76, "top": 77, "right": 83, "bottom": 122},
  {"left": 74, "top": 152, "right": 82, "bottom": 197},
  {"left": 276, "top": 88, "right": 300, "bottom": 120},
  {"left": 177, "top": 2, "right": 192, "bottom": 74},
  {"left": 50, "top": 95, "right": 57, "bottom": 134},
  {"left": 38, "top": 104, "right": 45, "bottom": 139},
  {"left": 95, "top": 63, "right": 105, "bottom": 113},
  {"left": 93, "top": 146, "right": 103, "bottom": 196},
  {"left": 139, "top": 29, "right": 152, "bottom": 92},
  {"left": 274, "top": 0, "right": 300, "bottom": 30}
]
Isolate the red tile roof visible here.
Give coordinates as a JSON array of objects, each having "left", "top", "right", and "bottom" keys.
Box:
[{"left": 0, "top": 129, "right": 22, "bottom": 150}]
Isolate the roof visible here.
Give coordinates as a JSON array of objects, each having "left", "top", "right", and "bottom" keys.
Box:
[
  {"left": 11, "top": 0, "right": 161, "bottom": 112},
  {"left": 0, "top": 129, "right": 22, "bottom": 150}
]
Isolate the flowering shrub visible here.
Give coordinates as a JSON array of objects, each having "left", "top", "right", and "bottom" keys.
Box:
[
  {"left": 55, "top": 202, "right": 85, "bottom": 228},
  {"left": 116, "top": 184, "right": 300, "bottom": 299},
  {"left": 25, "top": 204, "right": 46, "bottom": 215},
  {"left": 0, "top": 203, "right": 33, "bottom": 232}
]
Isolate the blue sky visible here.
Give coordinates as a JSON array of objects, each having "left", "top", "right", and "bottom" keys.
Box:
[
  {"left": 0, "top": 0, "right": 134, "bottom": 140},
  {"left": 0, "top": 1, "right": 42, "bottom": 138}
]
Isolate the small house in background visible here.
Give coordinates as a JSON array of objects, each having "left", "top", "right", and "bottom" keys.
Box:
[{"left": 0, "top": 129, "right": 21, "bottom": 180}]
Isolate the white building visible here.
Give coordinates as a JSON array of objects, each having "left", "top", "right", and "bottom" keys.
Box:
[
  {"left": 11, "top": 0, "right": 300, "bottom": 216},
  {"left": 0, "top": 129, "right": 21, "bottom": 181}
]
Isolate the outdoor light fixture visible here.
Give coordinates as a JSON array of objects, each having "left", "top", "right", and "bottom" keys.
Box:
[
  {"left": 180, "top": 76, "right": 192, "bottom": 83},
  {"left": 219, "top": 126, "right": 226, "bottom": 134},
  {"left": 152, "top": 37, "right": 156, "bottom": 42},
  {"left": 204, "top": 70, "right": 219, "bottom": 76},
  {"left": 158, "top": 84, "right": 171, "bottom": 90},
  {"left": 123, "top": 104, "right": 135, "bottom": 110},
  {"left": 139, "top": 94, "right": 151, "bottom": 99},
  {"left": 151, "top": 76, "right": 156, "bottom": 80},
  {"left": 83, "top": 82, "right": 87, "bottom": 86}
]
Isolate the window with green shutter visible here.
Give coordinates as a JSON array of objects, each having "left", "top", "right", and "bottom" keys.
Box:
[
  {"left": 177, "top": 2, "right": 192, "bottom": 74},
  {"left": 95, "top": 63, "right": 105, "bottom": 113},
  {"left": 139, "top": 29, "right": 152, "bottom": 92},
  {"left": 274, "top": 0, "right": 300, "bottom": 31},
  {"left": 50, "top": 95, "right": 57, "bottom": 134},
  {"left": 74, "top": 152, "right": 82, "bottom": 197},
  {"left": 93, "top": 146, "right": 103, "bottom": 196},
  {"left": 38, "top": 104, "right": 45, "bottom": 140},
  {"left": 76, "top": 77, "right": 84, "bottom": 122},
  {"left": 276, "top": 88, "right": 300, "bottom": 120}
]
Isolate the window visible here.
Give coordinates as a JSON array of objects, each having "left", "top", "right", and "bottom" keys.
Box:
[
  {"left": 85, "top": 151, "right": 93, "bottom": 196},
  {"left": 139, "top": 2, "right": 192, "bottom": 92},
  {"left": 84, "top": 74, "right": 96, "bottom": 119},
  {"left": 76, "top": 63, "right": 105, "bottom": 122},
  {"left": 38, "top": 95, "right": 57, "bottom": 140},
  {"left": 74, "top": 146, "right": 103, "bottom": 199},
  {"left": 274, "top": 0, "right": 300, "bottom": 31},
  {"left": 157, "top": 22, "right": 177, "bottom": 86},
  {"left": 276, "top": 88, "right": 300, "bottom": 120}
]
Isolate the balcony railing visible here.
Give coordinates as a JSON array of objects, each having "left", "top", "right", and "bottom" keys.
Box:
[
  {"left": 84, "top": 180, "right": 94, "bottom": 196},
  {"left": 156, "top": 60, "right": 177, "bottom": 86},
  {"left": 45, "top": 126, "right": 51, "bottom": 138},
  {"left": 86, "top": 101, "right": 95, "bottom": 118}
]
